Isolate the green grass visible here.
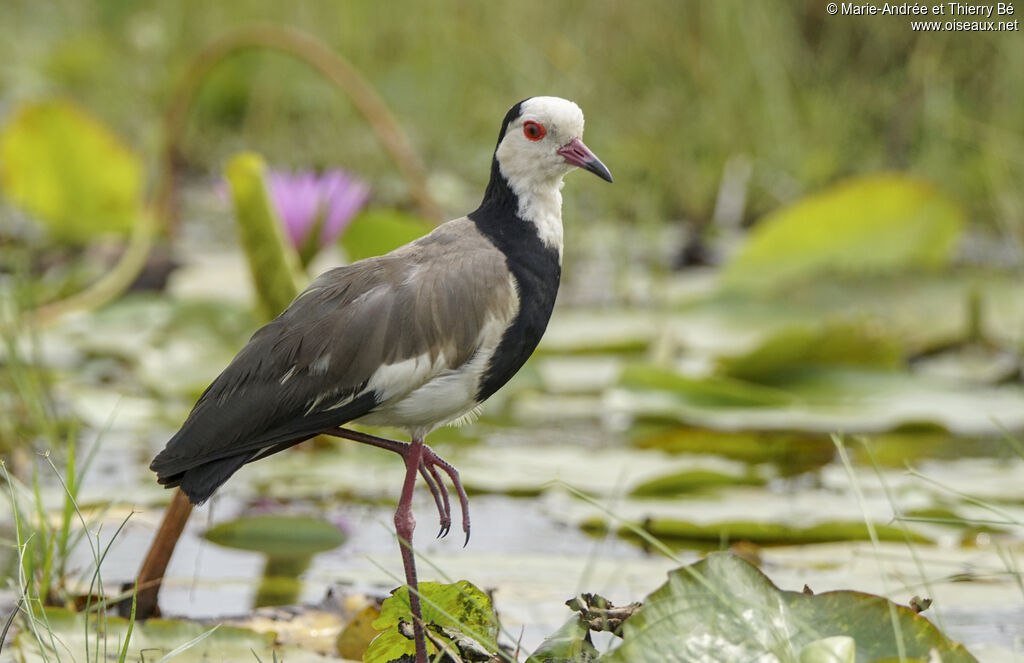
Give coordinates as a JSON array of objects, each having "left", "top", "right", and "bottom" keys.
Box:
[
  {"left": 0, "top": 0, "right": 1020, "bottom": 237},
  {"left": 0, "top": 273, "right": 140, "bottom": 660}
]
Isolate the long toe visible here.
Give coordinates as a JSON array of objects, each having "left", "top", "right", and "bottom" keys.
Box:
[
  {"left": 419, "top": 461, "right": 451, "bottom": 537},
  {"left": 422, "top": 446, "right": 471, "bottom": 545}
]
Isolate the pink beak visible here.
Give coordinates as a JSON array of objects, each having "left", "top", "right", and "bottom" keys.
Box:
[{"left": 557, "top": 138, "right": 613, "bottom": 182}]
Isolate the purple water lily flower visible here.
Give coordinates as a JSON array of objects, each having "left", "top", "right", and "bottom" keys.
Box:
[{"left": 266, "top": 169, "right": 370, "bottom": 265}]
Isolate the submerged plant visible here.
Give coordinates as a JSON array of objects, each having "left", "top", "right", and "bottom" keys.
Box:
[{"left": 265, "top": 169, "right": 370, "bottom": 267}]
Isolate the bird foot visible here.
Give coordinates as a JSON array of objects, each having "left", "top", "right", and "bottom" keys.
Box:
[
  {"left": 323, "top": 427, "right": 471, "bottom": 544},
  {"left": 420, "top": 445, "right": 471, "bottom": 545}
]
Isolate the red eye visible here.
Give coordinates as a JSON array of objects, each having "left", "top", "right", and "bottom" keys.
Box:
[{"left": 523, "top": 121, "right": 546, "bottom": 141}]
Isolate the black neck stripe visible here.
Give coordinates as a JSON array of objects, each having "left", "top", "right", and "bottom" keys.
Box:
[{"left": 468, "top": 98, "right": 561, "bottom": 402}]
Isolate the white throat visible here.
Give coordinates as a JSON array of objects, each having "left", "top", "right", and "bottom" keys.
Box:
[{"left": 499, "top": 163, "right": 566, "bottom": 261}]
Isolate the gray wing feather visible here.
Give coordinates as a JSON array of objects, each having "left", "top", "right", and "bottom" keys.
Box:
[{"left": 151, "top": 218, "right": 513, "bottom": 479}]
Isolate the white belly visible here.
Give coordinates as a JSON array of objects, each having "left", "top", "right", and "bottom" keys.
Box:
[
  {"left": 357, "top": 348, "right": 491, "bottom": 433},
  {"left": 355, "top": 312, "right": 510, "bottom": 436}
]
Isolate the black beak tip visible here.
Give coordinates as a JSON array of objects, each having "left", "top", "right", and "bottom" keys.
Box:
[{"left": 586, "top": 159, "right": 614, "bottom": 183}]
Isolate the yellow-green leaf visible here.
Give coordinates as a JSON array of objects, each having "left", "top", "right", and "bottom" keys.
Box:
[
  {"left": 717, "top": 319, "right": 903, "bottom": 383},
  {"left": 340, "top": 208, "right": 433, "bottom": 262},
  {"left": 365, "top": 580, "right": 498, "bottom": 663},
  {"left": 722, "top": 174, "right": 965, "bottom": 292},
  {"left": 0, "top": 99, "right": 143, "bottom": 242}
]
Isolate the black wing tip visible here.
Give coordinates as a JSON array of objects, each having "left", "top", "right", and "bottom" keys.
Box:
[{"left": 153, "top": 471, "right": 208, "bottom": 506}]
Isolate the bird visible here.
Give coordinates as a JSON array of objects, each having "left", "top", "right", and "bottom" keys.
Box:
[{"left": 149, "top": 96, "right": 611, "bottom": 662}]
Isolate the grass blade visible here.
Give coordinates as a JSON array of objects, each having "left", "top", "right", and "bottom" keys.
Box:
[
  {"left": 117, "top": 581, "right": 139, "bottom": 663},
  {"left": 154, "top": 624, "right": 220, "bottom": 663}
]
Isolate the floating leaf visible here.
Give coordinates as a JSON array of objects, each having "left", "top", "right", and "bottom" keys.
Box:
[
  {"left": 632, "top": 428, "right": 834, "bottom": 473},
  {"left": 203, "top": 514, "right": 346, "bottom": 557},
  {"left": 12, "top": 608, "right": 277, "bottom": 663},
  {"left": 225, "top": 152, "right": 303, "bottom": 321},
  {"left": 618, "top": 518, "right": 929, "bottom": 545},
  {"left": 722, "top": 175, "right": 965, "bottom": 292},
  {"left": 365, "top": 580, "right": 498, "bottom": 663},
  {"left": 612, "top": 366, "right": 1024, "bottom": 436},
  {"left": 602, "top": 553, "right": 978, "bottom": 662},
  {"left": 540, "top": 311, "right": 658, "bottom": 354},
  {"left": 340, "top": 208, "right": 432, "bottom": 262},
  {"left": 799, "top": 636, "right": 856, "bottom": 663},
  {"left": 620, "top": 363, "right": 796, "bottom": 408},
  {"left": 629, "top": 469, "right": 764, "bottom": 497},
  {"left": 0, "top": 99, "right": 143, "bottom": 241},
  {"left": 717, "top": 319, "right": 902, "bottom": 383}
]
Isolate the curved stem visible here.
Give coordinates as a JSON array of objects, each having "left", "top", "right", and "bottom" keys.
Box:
[
  {"left": 29, "top": 209, "right": 157, "bottom": 327},
  {"left": 31, "top": 25, "right": 439, "bottom": 327},
  {"left": 157, "top": 23, "right": 440, "bottom": 233}
]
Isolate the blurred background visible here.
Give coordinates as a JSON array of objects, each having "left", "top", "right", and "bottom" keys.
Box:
[{"left": 2, "top": 1, "right": 1024, "bottom": 661}]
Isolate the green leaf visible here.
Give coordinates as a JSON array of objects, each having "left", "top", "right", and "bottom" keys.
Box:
[
  {"left": 620, "top": 363, "right": 797, "bottom": 408},
  {"left": 225, "top": 152, "right": 303, "bottom": 322},
  {"left": 365, "top": 580, "right": 498, "bottom": 663},
  {"left": 203, "top": 514, "right": 346, "bottom": 557},
  {"left": 12, "top": 608, "right": 276, "bottom": 663},
  {"left": 616, "top": 365, "right": 1024, "bottom": 436},
  {"left": 602, "top": 553, "right": 978, "bottom": 663},
  {"left": 631, "top": 428, "right": 834, "bottom": 471},
  {"left": 340, "top": 208, "right": 433, "bottom": 262},
  {"left": 0, "top": 99, "right": 143, "bottom": 242},
  {"left": 799, "top": 636, "right": 856, "bottom": 663},
  {"left": 623, "top": 518, "right": 929, "bottom": 545},
  {"left": 717, "top": 320, "right": 903, "bottom": 383},
  {"left": 721, "top": 175, "right": 965, "bottom": 292},
  {"left": 526, "top": 617, "right": 599, "bottom": 663},
  {"left": 629, "top": 469, "right": 764, "bottom": 497}
]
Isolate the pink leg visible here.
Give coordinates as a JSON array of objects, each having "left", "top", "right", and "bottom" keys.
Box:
[
  {"left": 324, "top": 427, "right": 470, "bottom": 542},
  {"left": 395, "top": 435, "right": 427, "bottom": 663}
]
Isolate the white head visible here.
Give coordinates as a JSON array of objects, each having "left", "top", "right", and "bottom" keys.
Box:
[
  {"left": 495, "top": 96, "right": 612, "bottom": 191},
  {"left": 475, "top": 97, "right": 611, "bottom": 256}
]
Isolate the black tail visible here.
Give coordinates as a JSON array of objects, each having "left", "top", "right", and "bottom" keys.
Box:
[
  {"left": 151, "top": 392, "right": 380, "bottom": 504},
  {"left": 153, "top": 435, "right": 320, "bottom": 505},
  {"left": 172, "top": 454, "right": 251, "bottom": 505}
]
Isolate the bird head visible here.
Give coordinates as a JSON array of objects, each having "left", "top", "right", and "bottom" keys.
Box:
[{"left": 494, "top": 96, "right": 613, "bottom": 189}]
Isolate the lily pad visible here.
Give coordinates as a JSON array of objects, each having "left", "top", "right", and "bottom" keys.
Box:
[
  {"left": 621, "top": 363, "right": 796, "bottom": 408},
  {"left": 611, "top": 366, "right": 1024, "bottom": 436},
  {"left": 625, "top": 518, "right": 929, "bottom": 546},
  {"left": 203, "top": 514, "right": 346, "bottom": 557},
  {"left": 717, "top": 319, "right": 903, "bottom": 383},
  {"left": 582, "top": 516, "right": 928, "bottom": 547},
  {"left": 721, "top": 174, "right": 964, "bottom": 292},
  {"left": 631, "top": 428, "right": 835, "bottom": 474},
  {"left": 629, "top": 469, "right": 765, "bottom": 497},
  {"left": 539, "top": 311, "right": 659, "bottom": 354},
  {"left": 12, "top": 608, "right": 278, "bottom": 663},
  {"left": 602, "top": 552, "right": 978, "bottom": 662},
  {"left": 340, "top": 208, "right": 433, "bottom": 262}
]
